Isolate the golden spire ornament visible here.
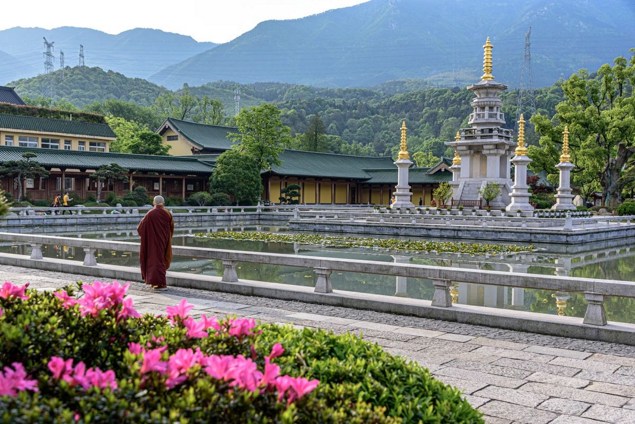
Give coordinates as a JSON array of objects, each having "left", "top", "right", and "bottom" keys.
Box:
[
  {"left": 398, "top": 120, "right": 410, "bottom": 160},
  {"left": 452, "top": 149, "right": 462, "bottom": 165},
  {"left": 560, "top": 125, "right": 571, "bottom": 163},
  {"left": 455, "top": 131, "right": 461, "bottom": 141},
  {"left": 481, "top": 37, "right": 494, "bottom": 81},
  {"left": 515, "top": 114, "right": 528, "bottom": 156}
]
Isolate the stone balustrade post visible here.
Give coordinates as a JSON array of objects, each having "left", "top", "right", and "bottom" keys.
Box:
[
  {"left": 583, "top": 292, "right": 607, "bottom": 326},
  {"left": 83, "top": 248, "right": 97, "bottom": 266},
  {"left": 314, "top": 267, "right": 332, "bottom": 293},
  {"left": 222, "top": 260, "right": 238, "bottom": 282},
  {"left": 30, "top": 244, "right": 43, "bottom": 260},
  {"left": 431, "top": 279, "right": 452, "bottom": 307}
]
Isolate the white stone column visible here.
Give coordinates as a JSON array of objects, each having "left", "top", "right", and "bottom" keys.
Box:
[
  {"left": 485, "top": 150, "right": 501, "bottom": 178},
  {"left": 553, "top": 161, "right": 575, "bottom": 210},
  {"left": 392, "top": 120, "right": 414, "bottom": 209},
  {"left": 392, "top": 255, "right": 411, "bottom": 297},
  {"left": 553, "top": 126, "right": 576, "bottom": 211},
  {"left": 507, "top": 155, "right": 533, "bottom": 212}
]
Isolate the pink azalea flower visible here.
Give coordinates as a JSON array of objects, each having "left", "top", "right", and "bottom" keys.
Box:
[
  {"left": 0, "top": 363, "right": 38, "bottom": 396},
  {"left": 274, "top": 375, "right": 293, "bottom": 403},
  {"left": 260, "top": 358, "right": 280, "bottom": 388},
  {"left": 48, "top": 357, "right": 74, "bottom": 380},
  {"left": 84, "top": 369, "right": 118, "bottom": 390},
  {"left": 288, "top": 377, "right": 319, "bottom": 401},
  {"left": 54, "top": 290, "right": 78, "bottom": 308},
  {"left": 0, "top": 282, "right": 29, "bottom": 300},
  {"left": 201, "top": 314, "right": 221, "bottom": 331},
  {"left": 118, "top": 298, "right": 141, "bottom": 320},
  {"left": 268, "top": 343, "right": 285, "bottom": 360},
  {"left": 201, "top": 355, "right": 234, "bottom": 380},
  {"left": 183, "top": 317, "right": 208, "bottom": 339},
  {"left": 127, "top": 342, "right": 143, "bottom": 355},
  {"left": 228, "top": 318, "right": 256, "bottom": 337},
  {"left": 166, "top": 299, "right": 193, "bottom": 322},
  {"left": 140, "top": 348, "right": 168, "bottom": 375}
]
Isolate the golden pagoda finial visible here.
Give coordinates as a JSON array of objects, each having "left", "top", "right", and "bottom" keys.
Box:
[
  {"left": 481, "top": 37, "right": 494, "bottom": 81},
  {"left": 452, "top": 149, "right": 462, "bottom": 165},
  {"left": 515, "top": 114, "right": 528, "bottom": 156},
  {"left": 560, "top": 125, "right": 571, "bottom": 163},
  {"left": 455, "top": 131, "right": 461, "bottom": 141},
  {"left": 398, "top": 119, "right": 410, "bottom": 160}
]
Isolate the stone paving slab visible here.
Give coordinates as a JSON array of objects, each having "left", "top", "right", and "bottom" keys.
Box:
[
  {"left": 493, "top": 357, "right": 581, "bottom": 378},
  {"left": 549, "top": 416, "right": 606, "bottom": 423},
  {"left": 524, "top": 345, "right": 593, "bottom": 360},
  {"left": 525, "top": 372, "right": 590, "bottom": 389},
  {"left": 586, "top": 381, "right": 635, "bottom": 397},
  {"left": 582, "top": 404, "right": 635, "bottom": 423},
  {"left": 478, "top": 400, "right": 558, "bottom": 424},
  {"left": 549, "top": 357, "right": 622, "bottom": 373},
  {"left": 520, "top": 382, "right": 630, "bottom": 408},
  {"left": 538, "top": 397, "right": 592, "bottom": 416},
  {"left": 473, "top": 386, "right": 549, "bottom": 408}
]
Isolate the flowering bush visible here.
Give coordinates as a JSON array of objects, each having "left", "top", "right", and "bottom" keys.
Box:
[{"left": 0, "top": 281, "right": 482, "bottom": 423}]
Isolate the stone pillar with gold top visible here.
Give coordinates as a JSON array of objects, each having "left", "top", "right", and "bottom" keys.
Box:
[
  {"left": 553, "top": 126, "right": 576, "bottom": 211},
  {"left": 392, "top": 120, "right": 415, "bottom": 209},
  {"left": 506, "top": 114, "right": 534, "bottom": 213}
]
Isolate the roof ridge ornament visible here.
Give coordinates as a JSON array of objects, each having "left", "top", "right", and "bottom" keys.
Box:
[
  {"left": 515, "top": 114, "right": 528, "bottom": 156},
  {"left": 481, "top": 37, "right": 494, "bottom": 81},
  {"left": 398, "top": 119, "right": 410, "bottom": 160}
]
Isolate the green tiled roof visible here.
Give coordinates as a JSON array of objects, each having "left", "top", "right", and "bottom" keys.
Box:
[
  {"left": 363, "top": 168, "right": 451, "bottom": 184},
  {"left": 268, "top": 150, "right": 395, "bottom": 179},
  {"left": 0, "top": 87, "right": 25, "bottom": 105},
  {"left": 162, "top": 118, "right": 236, "bottom": 151},
  {"left": 0, "top": 114, "right": 115, "bottom": 138},
  {"left": 0, "top": 146, "right": 213, "bottom": 174}
]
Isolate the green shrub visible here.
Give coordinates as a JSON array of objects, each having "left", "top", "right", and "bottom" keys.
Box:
[
  {"left": 165, "top": 197, "right": 183, "bottom": 206},
  {"left": 211, "top": 192, "right": 232, "bottom": 206},
  {"left": 121, "top": 200, "right": 137, "bottom": 207},
  {"left": 530, "top": 193, "right": 555, "bottom": 209},
  {"left": 187, "top": 191, "right": 214, "bottom": 206},
  {"left": 0, "top": 282, "right": 482, "bottom": 423},
  {"left": 616, "top": 201, "right": 635, "bottom": 216},
  {"left": 32, "top": 199, "right": 50, "bottom": 207},
  {"left": 11, "top": 200, "right": 32, "bottom": 208},
  {"left": 124, "top": 186, "right": 149, "bottom": 206},
  {"left": 0, "top": 190, "right": 10, "bottom": 216}
]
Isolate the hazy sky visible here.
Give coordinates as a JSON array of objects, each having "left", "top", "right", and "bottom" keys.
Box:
[{"left": 1, "top": 0, "right": 370, "bottom": 43}]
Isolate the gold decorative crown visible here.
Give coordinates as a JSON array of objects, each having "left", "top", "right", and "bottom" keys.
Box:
[
  {"left": 481, "top": 37, "right": 494, "bottom": 81},
  {"left": 515, "top": 114, "right": 528, "bottom": 156},
  {"left": 398, "top": 120, "right": 410, "bottom": 160}
]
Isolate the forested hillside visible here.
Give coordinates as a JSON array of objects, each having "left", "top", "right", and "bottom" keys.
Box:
[{"left": 9, "top": 66, "right": 563, "bottom": 158}]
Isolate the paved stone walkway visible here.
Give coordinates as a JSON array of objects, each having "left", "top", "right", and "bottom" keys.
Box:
[{"left": 2, "top": 265, "right": 635, "bottom": 424}]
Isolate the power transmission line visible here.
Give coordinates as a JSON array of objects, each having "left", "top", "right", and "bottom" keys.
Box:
[
  {"left": 43, "top": 37, "right": 55, "bottom": 74},
  {"left": 59, "top": 50, "right": 65, "bottom": 79},
  {"left": 516, "top": 27, "right": 535, "bottom": 127},
  {"left": 79, "top": 44, "right": 85, "bottom": 67},
  {"left": 234, "top": 87, "right": 241, "bottom": 116}
]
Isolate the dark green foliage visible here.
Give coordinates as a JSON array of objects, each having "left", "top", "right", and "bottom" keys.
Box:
[
  {"left": 210, "top": 192, "right": 232, "bottom": 206},
  {"left": 210, "top": 149, "right": 262, "bottom": 206},
  {"left": 279, "top": 184, "right": 301, "bottom": 204},
  {"left": 616, "top": 201, "right": 635, "bottom": 216},
  {"left": 0, "top": 102, "right": 106, "bottom": 124},
  {"left": 187, "top": 191, "right": 214, "bottom": 206},
  {"left": 123, "top": 186, "right": 149, "bottom": 207},
  {"left": 531, "top": 193, "right": 555, "bottom": 210},
  {"left": 0, "top": 152, "right": 50, "bottom": 202},
  {"left": 0, "top": 284, "right": 482, "bottom": 423},
  {"left": 0, "top": 190, "right": 10, "bottom": 216}
]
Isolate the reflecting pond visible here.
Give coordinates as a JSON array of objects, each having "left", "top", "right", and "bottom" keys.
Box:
[{"left": 2, "top": 225, "right": 634, "bottom": 324}]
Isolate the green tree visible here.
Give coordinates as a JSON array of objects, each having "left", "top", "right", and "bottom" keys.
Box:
[
  {"left": 193, "top": 96, "right": 225, "bottom": 125},
  {"left": 0, "top": 152, "right": 50, "bottom": 201},
  {"left": 127, "top": 132, "right": 170, "bottom": 155},
  {"left": 0, "top": 190, "right": 10, "bottom": 216},
  {"left": 433, "top": 182, "right": 453, "bottom": 207},
  {"left": 86, "top": 99, "right": 161, "bottom": 129},
  {"left": 279, "top": 184, "right": 301, "bottom": 204},
  {"left": 412, "top": 151, "right": 440, "bottom": 167},
  {"left": 530, "top": 52, "right": 635, "bottom": 207},
  {"left": 210, "top": 149, "right": 262, "bottom": 205},
  {"left": 230, "top": 104, "right": 291, "bottom": 171},
  {"left": 90, "top": 163, "right": 129, "bottom": 203},
  {"left": 479, "top": 182, "right": 501, "bottom": 208},
  {"left": 299, "top": 114, "right": 328, "bottom": 152}
]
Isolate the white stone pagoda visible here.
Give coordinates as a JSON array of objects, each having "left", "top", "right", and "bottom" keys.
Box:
[{"left": 446, "top": 38, "right": 515, "bottom": 209}]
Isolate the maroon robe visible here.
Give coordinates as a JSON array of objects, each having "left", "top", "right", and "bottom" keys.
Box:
[{"left": 137, "top": 206, "right": 174, "bottom": 288}]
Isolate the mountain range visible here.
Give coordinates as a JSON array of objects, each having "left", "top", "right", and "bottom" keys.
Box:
[{"left": 1, "top": 0, "right": 634, "bottom": 90}]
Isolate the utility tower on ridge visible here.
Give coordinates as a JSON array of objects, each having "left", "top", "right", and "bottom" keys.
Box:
[
  {"left": 43, "top": 37, "right": 55, "bottom": 73},
  {"left": 234, "top": 88, "right": 241, "bottom": 116},
  {"left": 79, "top": 45, "right": 85, "bottom": 67},
  {"left": 59, "top": 51, "right": 65, "bottom": 79},
  {"left": 516, "top": 27, "right": 535, "bottom": 127}
]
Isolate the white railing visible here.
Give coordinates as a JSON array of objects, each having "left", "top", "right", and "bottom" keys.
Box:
[{"left": 0, "top": 232, "right": 633, "bottom": 328}]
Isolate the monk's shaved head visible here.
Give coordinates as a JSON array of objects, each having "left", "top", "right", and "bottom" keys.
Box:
[{"left": 153, "top": 195, "right": 165, "bottom": 205}]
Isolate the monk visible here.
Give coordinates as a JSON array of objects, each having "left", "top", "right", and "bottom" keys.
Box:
[{"left": 137, "top": 195, "right": 174, "bottom": 290}]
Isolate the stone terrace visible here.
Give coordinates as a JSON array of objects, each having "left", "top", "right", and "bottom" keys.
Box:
[{"left": 3, "top": 265, "right": 634, "bottom": 423}]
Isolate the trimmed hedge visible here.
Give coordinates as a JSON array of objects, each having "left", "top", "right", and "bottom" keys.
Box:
[{"left": 0, "top": 281, "right": 482, "bottom": 423}]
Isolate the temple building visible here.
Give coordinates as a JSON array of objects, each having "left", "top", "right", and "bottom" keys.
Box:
[{"left": 446, "top": 38, "right": 515, "bottom": 208}]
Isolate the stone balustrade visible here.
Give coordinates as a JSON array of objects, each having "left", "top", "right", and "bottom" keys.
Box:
[{"left": 1, "top": 232, "right": 633, "bottom": 331}]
